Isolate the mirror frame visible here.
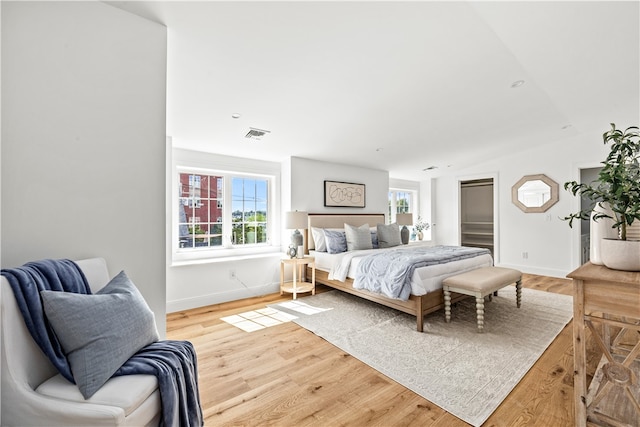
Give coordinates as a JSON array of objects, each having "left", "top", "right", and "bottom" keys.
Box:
[{"left": 511, "top": 174, "right": 559, "bottom": 213}]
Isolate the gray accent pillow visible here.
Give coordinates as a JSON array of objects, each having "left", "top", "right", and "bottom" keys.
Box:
[
  {"left": 344, "top": 223, "right": 373, "bottom": 251},
  {"left": 323, "top": 229, "right": 347, "bottom": 254},
  {"left": 40, "top": 270, "right": 159, "bottom": 399},
  {"left": 377, "top": 222, "right": 402, "bottom": 248}
]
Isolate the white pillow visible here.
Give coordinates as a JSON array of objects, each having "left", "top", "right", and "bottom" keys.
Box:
[
  {"left": 344, "top": 223, "right": 373, "bottom": 251},
  {"left": 311, "top": 227, "right": 327, "bottom": 252}
]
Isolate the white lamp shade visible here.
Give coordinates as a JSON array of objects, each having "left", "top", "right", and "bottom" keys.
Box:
[
  {"left": 396, "top": 213, "right": 413, "bottom": 226},
  {"left": 285, "top": 211, "right": 308, "bottom": 230}
]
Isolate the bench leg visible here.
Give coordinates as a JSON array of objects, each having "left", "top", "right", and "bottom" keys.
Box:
[
  {"left": 476, "top": 296, "right": 485, "bottom": 333},
  {"left": 444, "top": 288, "right": 451, "bottom": 323},
  {"left": 516, "top": 280, "right": 522, "bottom": 308}
]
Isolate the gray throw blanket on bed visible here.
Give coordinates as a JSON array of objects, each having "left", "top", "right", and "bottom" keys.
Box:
[
  {"left": 353, "top": 245, "right": 491, "bottom": 300},
  {"left": 1, "top": 259, "right": 203, "bottom": 427}
]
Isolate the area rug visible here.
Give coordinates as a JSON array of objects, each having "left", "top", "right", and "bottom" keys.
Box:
[{"left": 271, "top": 287, "right": 573, "bottom": 426}]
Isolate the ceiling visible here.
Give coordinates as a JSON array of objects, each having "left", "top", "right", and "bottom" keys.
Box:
[{"left": 108, "top": 1, "right": 640, "bottom": 181}]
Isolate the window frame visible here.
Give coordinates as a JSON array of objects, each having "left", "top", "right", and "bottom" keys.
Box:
[
  {"left": 388, "top": 188, "right": 417, "bottom": 224},
  {"left": 227, "top": 174, "right": 270, "bottom": 246},
  {"left": 171, "top": 149, "right": 281, "bottom": 264}
]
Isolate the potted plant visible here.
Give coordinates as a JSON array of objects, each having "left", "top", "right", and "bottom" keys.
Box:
[
  {"left": 414, "top": 216, "right": 430, "bottom": 240},
  {"left": 563, "top": 123, "right": 640, "bottom": 271}
]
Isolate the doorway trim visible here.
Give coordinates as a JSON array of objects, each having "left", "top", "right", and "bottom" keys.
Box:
[{"left": 570, "top": 161, "right": 602, "bottom": 270}]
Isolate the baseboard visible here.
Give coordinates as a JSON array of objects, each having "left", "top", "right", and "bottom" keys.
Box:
[
  {"left": 167, "top": 282, "right": 280, "bottom": 313},
  {"left": 496, "top": 263, "right": 569, "bottom": 279}
]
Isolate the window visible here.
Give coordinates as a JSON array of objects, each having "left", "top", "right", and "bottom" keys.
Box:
[
  {"left": 231, "top": 177, "right": 268, "bottom": 245},
  {"left": 176, "top": 169, "right": 275, "bottom": 259},
  {"left": 388, "top": 189, "right": 414, "bottom": 223},
  {"left": 178, "top": 173, "right": 224, "bottom": 249},
  {"left": 171, "top": 148, "right": 280, "bottom": 263}
]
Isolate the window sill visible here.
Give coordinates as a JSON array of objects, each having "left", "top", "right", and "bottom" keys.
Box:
[{"left": 171, "top": 248, "right": 283, "bottom": 267}]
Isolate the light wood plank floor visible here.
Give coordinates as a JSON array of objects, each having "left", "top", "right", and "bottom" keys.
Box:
[{"left": 167, "top": 274, "right": 602, "bottom": 426}]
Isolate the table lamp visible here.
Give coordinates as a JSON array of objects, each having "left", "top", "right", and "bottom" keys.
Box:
[
  {"left": 396, "top": 213, "right": 413, "bottom": 245},
  {"left": 285, "top": 211, "right": 308, "bottom": 257}
]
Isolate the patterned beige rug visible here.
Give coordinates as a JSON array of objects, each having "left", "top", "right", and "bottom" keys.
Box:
[{"left": 272, "top": 286, "right": 573, "bottom": 426}]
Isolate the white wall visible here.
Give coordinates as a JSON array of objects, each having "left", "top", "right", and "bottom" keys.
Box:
[
  {"left": 431, "top": 127, "right": 617, "bottom": 277},
  {"left": 166, "top": 155, "right": 390, "bottom": 312},
  {"left": 167, "top": 254, "right": 283, "bottom": 312},
  {"left": 289, "top": 156, "right": 389, "bottom": 214},
  {"left": 1, "top": 2, "right": 168, "bottom": 333}
]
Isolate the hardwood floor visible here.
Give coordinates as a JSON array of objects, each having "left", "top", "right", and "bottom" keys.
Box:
[{"left": 167, "top": 274, "right": 602, "bottom": 426}]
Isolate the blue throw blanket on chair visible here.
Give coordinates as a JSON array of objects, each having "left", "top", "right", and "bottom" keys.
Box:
[{"left": 2, "top": 259, "right": 203, "bottom": 427}]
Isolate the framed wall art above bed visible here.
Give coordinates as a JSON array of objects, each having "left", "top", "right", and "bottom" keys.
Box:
[{"left": 324, "top": 180, "right": 365, "bottom": 208}]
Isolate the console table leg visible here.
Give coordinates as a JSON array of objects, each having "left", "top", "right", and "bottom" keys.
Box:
[{"left": 573, "top": 278, "right": 587, "bottom": 427}]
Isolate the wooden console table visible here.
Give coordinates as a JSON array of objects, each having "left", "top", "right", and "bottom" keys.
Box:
[{"left": 568, "top": 262, "right": 640, "bottom": 426}]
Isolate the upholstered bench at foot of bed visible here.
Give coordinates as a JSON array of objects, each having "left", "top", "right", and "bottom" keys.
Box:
[{"left": 442, "top": 266, "right": 522, "bottom": 333}]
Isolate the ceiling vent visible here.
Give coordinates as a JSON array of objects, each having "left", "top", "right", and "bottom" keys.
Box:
[{"left": 245, "top": 128, "right": 270, "bottom": 140}]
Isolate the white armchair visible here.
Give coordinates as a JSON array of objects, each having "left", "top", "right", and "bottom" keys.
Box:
[{"left": 1, "top": 258, "right": 161, "bottom": 426}]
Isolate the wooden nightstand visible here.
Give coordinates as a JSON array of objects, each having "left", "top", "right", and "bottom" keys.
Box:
[{"left": 280, "top": 256, "right": 315, "bottom": 300}]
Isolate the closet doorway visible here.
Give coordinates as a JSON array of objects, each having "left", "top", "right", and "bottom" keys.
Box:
[
  {"left": 579, "top": 167, "right": 601, "bottom": 264},
  {"left": 460, "top": 178, "right": 495, "bottom": 260}
]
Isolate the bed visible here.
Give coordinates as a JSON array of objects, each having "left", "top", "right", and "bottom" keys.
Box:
[{"left": 304, "top": 213, "right": 493, "bottom": 332}]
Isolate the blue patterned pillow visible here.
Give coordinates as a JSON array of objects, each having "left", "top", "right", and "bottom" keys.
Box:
[{"left": 323, "top": 229, "right": 348, "bottom": 254}]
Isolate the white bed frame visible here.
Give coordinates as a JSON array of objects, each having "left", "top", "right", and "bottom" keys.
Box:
[{"left": 304, "top": 213, "right": 467, "bottom": 332}]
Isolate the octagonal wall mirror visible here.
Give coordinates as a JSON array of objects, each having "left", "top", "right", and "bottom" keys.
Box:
[{"left": 511, "top": 174, "right": 559, "bottom": 213}]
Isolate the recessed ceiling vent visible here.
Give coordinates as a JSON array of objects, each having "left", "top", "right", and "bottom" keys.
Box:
[{"left": 245, "top": 127, "right": 270, "bottom": 140}]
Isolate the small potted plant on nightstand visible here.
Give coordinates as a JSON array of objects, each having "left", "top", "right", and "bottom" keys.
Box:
[
  {"left": 414, "top": 216, "right": 430, "bottom": 241},
  {"left": 563, "top": 123, "right": 640, "bottom": 271}
]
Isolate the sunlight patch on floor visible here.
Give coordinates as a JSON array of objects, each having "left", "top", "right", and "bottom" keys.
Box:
[
  {"left": 276, "top": 300, "right": 333, "bottom": 315},
  {"left": 221, "top": 307, "right": 298, "bottom": 332}
]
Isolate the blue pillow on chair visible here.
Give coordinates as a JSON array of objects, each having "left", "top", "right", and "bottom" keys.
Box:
[{"left": 40, "top": 270, "right": 158, "bottom": 399}]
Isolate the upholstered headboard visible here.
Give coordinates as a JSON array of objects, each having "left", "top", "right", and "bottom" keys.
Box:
[{"left": 305, "top": 213, "right": 386, "bottom": 252}]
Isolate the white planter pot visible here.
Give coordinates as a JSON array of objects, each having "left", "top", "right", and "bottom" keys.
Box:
[
  {"left": 600, "top": 238, "right": 640, "bottom": 271},
  {"left": 589, "top": 203, "right": 618, "bottom": 265}
]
